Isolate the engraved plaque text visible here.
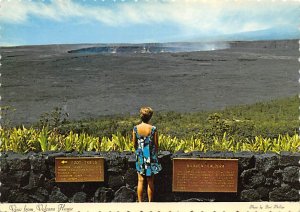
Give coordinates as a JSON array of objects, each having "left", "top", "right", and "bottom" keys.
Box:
[
  {"left": 55, "top": 157, "right": 104, "bottom": 182},
  {"left": 173, "top": 158, "right": 238, "bottom": 192}
]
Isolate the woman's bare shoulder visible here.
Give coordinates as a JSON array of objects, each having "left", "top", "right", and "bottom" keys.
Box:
[{"left": 136, "top": 123, "right": 153, "bottom": 135}]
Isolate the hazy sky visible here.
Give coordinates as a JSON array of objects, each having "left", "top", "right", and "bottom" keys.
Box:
[{"left": 0, "top": 0, "right": 299, "bottom": 46}]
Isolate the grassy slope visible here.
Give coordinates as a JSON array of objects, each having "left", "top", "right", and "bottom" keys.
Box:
[{"left": 56, "top": 95, "right": 298, "bottom": 141}]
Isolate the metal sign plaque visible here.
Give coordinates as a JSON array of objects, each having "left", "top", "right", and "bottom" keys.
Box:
[
  {"left": 55, "top": 157, "right": 104, "bottom": 182},
  {"left": 173, "top": 158, "right": 238, "bottom": 192}
]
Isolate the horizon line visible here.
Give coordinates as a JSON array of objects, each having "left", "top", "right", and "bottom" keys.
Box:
[{"left": 1, "top": 38, "right": 298, "bottom": 48}]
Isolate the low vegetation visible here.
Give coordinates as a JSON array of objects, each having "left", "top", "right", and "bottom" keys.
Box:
[
  {"left": 0, "top": 95, "right": 299, "bottom": 153},
  {"left": 0, "top": 127, "right": 299, "bottom": 154}
]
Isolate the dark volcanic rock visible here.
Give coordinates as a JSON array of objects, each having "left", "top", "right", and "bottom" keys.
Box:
[
  {"left": 173, "top": 150, "right": 184, "bottom": 156},
  {"left": 65, "top": 151, "right": 81, "bottom": 157},
  {"left": 156, "top": 173, "right": 172, "bottom": 193},
  {"left": 81, "top": 183, "right": 103, "bottom": 196},
  {"left": 201, "top": 151, "right": 224, "bottom": 158},
  {"left": 7, "top": 153, "right": 30, "bottom": 170},
  {"left": 265, "top": 178, "right": 274, "bottom": 186},
  {"left": 127, "top": 154, "right": 136, "bottom": 168},
  {"left": 255, "top": 154, "right": 279, "bottom": 176},
  {"left": 81, "top": 151, "right": 100, "bottom": 157},
  {"left": 4, "top": 170, "right": 30, "bottom": 189},
  {"left": 81, "top": 182, "right": 103, "bottom": 196},
  {"left": 48, "top": 187, "right": 68, "bottom": 203},
  {"left": 124, "top": 168, "right": 137, "bottom": 188},
  {"left": 282, "top": 166, "right": 299, "bottom": 184},
  {"left": 0, "top": 172, "right": 8, "bottom": 187},
  {"left": 94, "top": 187, "right": 114, "bottom": 202},
  {"left": 273, "top": 178, "right": 281, "bottom": 187},
  {"left": 106, "top": 153, "right": 126, "bottom": 170},
  {"left": 156, "top": 192, "right": 177, "bottom": 202},
  {"left": 48, "top": 165, "right": 56, "bottom": 179},
  {"left": 107, "top": 167, "right": 123, "bottom": 174},
  {"left": 158, "top": 151, "right": 172, "bottom": 161},
  {"left": 158, "top": 151, "right": 172, "bottom": 157},
  {"left": 279, "top": 152, "right": 300, "bottom": 167},
  {"left": 0, "top": 151, "right": 8, "bottom": 158},
  {"left": 120, "top": 151, "right": 133, "bottom": 157},
  {"left": 273, "top": 169, "right": 283, "bottom": 178},
  {"left": 181, "top": 197, "right": 215, "bottom": 202},
  {"left": 269, "top": 186, "right": 299, "bottom": 201},
  {"left": 233, "top": 152, "right": 255, "bottom": 170},
  {"left": 241, "top": 168, "right": 266, "bottom": 189},
  {"left": 257, "top": 187, "right": 270, "bottom": 201},
  {"left": 0, "top": 186, "right": 10, "bottom": 202},
  {"left": 112, "top": 186, "right": 136, "bottom": 202},
  {"left": 71, "top": 192, "right": 87, "bottom": 203},
  {"left": 2, "top": 151, "right": 300, "bottom": 203},
  {"left": 181, "top": 198, "right": 204, "bottom": 202},
  {"left": 0, "top": 158, "right": 9, "bottom": 172},
  {"left": 29, "top": 155, "right": 47, "bottom": 172},
  {"left": 58, "top": 182, "right": 84, "bottom": 197},
  {"left": 240, "top": 189, "right": 261, "bottom": 201},
  {"left": 173, "top": 152, "right": 192, "bottom": 158},
  {"left": 190, "top": 151, "right": 205, "bottom": 158},
  {"left": 8, "top": 189, "right": 31, "bottom": 203},
  {"left": 23, "top": 172, "right": 45, "bottom": 190},
  {"left": 45, "top": 152, "right": 66, "bottom": 165},
  {"left": 108, "top": 175, "right": 125, "bottom": 190},
  {"left": 44, "top": 178, "right": 56, "bottom": 192},
  {"left": 29, "top": 187, "right": 49, "bottom": 202}
]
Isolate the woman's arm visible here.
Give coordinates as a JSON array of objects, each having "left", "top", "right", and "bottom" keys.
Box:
[
  {"left": 154, "top": 130, "right": 159, "bottom": 154},
  {"left": 132, "top": 129, "right": 137, "bottom": 149}
]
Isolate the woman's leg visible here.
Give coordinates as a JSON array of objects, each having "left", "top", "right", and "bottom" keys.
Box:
[
  {"left": 137, "top": 173, "right": 145, "bottom": 202},
  {"left": 146, "top": 175, "right": 154, "bottom": 202}
]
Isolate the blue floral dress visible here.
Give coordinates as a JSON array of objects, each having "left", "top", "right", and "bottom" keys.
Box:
[{"left": 134, "top": 125, "right": 162, "bottom": 176}]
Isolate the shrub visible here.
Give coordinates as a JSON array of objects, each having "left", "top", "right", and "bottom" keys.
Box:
[{"left": 1, "top": 127, "right": 299, "bottom": 153}]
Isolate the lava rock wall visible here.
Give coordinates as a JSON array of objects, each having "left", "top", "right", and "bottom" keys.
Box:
[{"left": 0, "top": 151, "right": 299, "bottom": 202}]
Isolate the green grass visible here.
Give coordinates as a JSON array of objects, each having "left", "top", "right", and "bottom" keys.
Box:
[{"left": 53, "top": 95, "right": 298, "bottom": 142}]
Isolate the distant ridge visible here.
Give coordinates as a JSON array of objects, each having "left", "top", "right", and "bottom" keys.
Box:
[
  {"left": 67, "top": 40, "right": 298, "bottom": 54},
  {"left": 67, "top": 42, "right": 230, "bottom": 54},
  {"left": 1, "top": 39, "right": 297, "bottom": 47}
]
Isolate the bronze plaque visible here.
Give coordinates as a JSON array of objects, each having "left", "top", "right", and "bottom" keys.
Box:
[
  {"left": 55, "top": 157, "right": 104, "bottom": 182},
  {"left": 173, "top": 158, "right": 238, "bottom": 192}
]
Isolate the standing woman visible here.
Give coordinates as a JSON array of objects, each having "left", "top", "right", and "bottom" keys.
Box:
[{"left": 132, "top": 107, "right": 162, "bottom": 202}]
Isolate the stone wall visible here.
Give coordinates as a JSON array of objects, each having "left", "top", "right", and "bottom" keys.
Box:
[{"left": 0, "top": 151, "right": 299, "bottom": 203}]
